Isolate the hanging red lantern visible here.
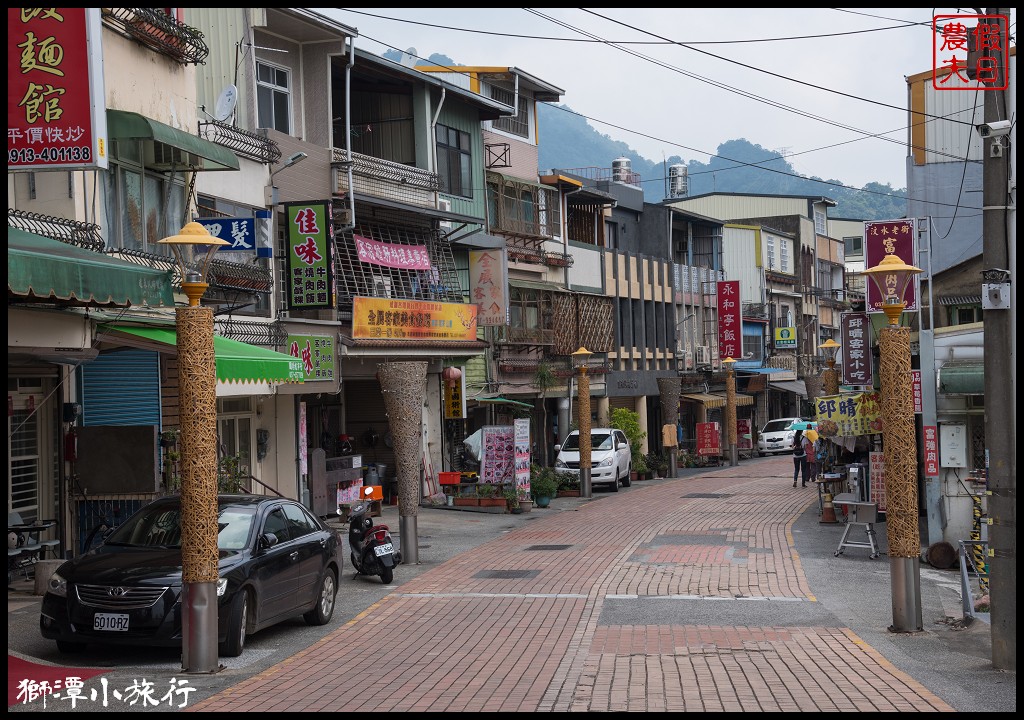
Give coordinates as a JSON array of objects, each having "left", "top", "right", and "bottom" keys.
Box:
[{"left": 441, "top": 366, "right": 462, "bottom": 387}]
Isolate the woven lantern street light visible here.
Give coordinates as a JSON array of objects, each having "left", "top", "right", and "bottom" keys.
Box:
[
  {"left": 819, "top": 338, "right": 841, "bottom": 396},
  {"left": 722, "top": 356, "right": 738, "bottom": 467},
  {"left": 862, "top": 252, "right": 923, "bottom": 633},
  {"left": 572, "top": 347, "right": 593, "bottom": 499},
  {"left": 158, "top": 222, "right": 229, "bottom": 673}
]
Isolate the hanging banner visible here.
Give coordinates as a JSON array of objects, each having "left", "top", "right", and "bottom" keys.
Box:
[
  {"left": 352, "top": 297, "right": 478, "bottom": 341},
  {"left": 840, "top": 311, "right": 873, "bottom": 386},
  {"left": 864, "top": 219, "right": 917, "bottom": 314},
  {"left": 353, "top": 233, "right": 431, "bottom": 270},
  {"left": 285, "top": 200, "right": 334, "bottom": 310},
  {"left": 514, "top": 417, "right": 531, "bottom": 498},
  {"left": 468, "top": 249, "right": 508, "bottom": 326},
  {"left": 696, "top": 421, "right": 720, "bottom": 458},
  {"left": 716, "top": 280, "right": 741, "bottom": 360},
  {"left": 298, "top": 402, "right": 308, "bottom": 477},
  {"left": 8, "top": 8, "right": 108, "bottom": 170},
  {"left": 443, "top": 371, "right": 466, "bottom": 419},
  {"left": 813, "top": 392, "right": 883, "bottom": 437},
  {"left": 737, "top": 418, "right": 752, "bottom": 451},
  {"left": 480, "top": 425, "right": 515, "bottom": 485},
  {"left": 869, "top": 451, "right": 886, "bottom": 511}
]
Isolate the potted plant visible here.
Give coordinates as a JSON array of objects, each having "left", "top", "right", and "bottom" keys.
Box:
[
  {"left": 556, "top": 471, "right": 580, "bottom": 497},
  {"left": 656, "top": 455, "right": 670, "bottom": 478},
  {"left": 476, "top": 483, "right": 506, "bottom": 508},
  {"left": 502, "top": 484, "right": 522, "bottom": 514},
  {"left": 530, "top": 465, "right": 558, "bottom": 508},
  {"left": 631, "top": 453, "right": 649, "bottom": 480}
]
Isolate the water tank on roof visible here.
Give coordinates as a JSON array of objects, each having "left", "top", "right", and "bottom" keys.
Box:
[
  {"left": 668, "top": 164, "right": 688, "bottom": 198},
  {"left": 612, "top": 157, "right": 632, "bottom": 183}
]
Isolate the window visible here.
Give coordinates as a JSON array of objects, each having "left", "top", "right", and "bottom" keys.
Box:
[
  {"left": 436, "top": 124, "right": 472, "bottom": 198},
  {"left": 605, "top": 220, "right": 618, "bottom": 250},
  {"left": 282, "top": 503, "right": 317, "bottom": 540},
  {"left": 844, "top": 235, "right": 863, "bottom": 257},
  {"left": 257, "top": 61, "right": 290, "bottom": 133},
  {"left": 766, "top": 235, "right": 776, "bottom": 270},
  {"left": 217, "top": 397, "right": 253, "bottom": 481},
  {"left": 262, "top": 507, "right": 290, "bottom": 543},
  {"left": 196, "top": 195, "right": 272, "bottom": 316},
  {"left": 742, "top": 334, "right": 763, "bottom": 362},
  {"left": 780, "top": 239, "right": 790, "bottom": 273},
  {"left": 103, "top": 142, "right": 186, "bottom": 252},
  {"left": 947, "top": 304, "right": 983, "bottom": 325},
  {"left": 818, "top": 261, "right": 834, "bottom": 294},
  {"left": 814, "top": 210, "right": 827, "bottom": 235},
  {"left": 491, "top": 85, "right": 530, "bottom": 139},
  {"left": 508, "top": 287, "right": 548, "bottom": 331}
]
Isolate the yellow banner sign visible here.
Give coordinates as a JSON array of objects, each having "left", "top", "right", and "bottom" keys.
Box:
[
  {"left": 352, "top": 297, "right": 478, "bottom": 341},
  {"left": 814, "top": 392, "right": 883, "bottom": 437}
]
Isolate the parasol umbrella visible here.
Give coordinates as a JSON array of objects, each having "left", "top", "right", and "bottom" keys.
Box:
[
  {"left": 803, "top": 429, "right": 820, "bottom": 443},
  {"left": 788, "top": 420, "right": 817, "bottom": 431}
]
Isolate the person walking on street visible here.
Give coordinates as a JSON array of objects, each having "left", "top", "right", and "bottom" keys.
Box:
[
  {"left": 792, "top": 429, "right": 808, "bottom": 487},
  {"left": 803, "top": 429, "right": 819, "bottom": 487}
]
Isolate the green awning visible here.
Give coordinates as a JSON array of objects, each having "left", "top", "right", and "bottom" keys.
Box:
[
  {"left": 8, "top": 228, "right": 174, "bottom": 308},
  {"left": 477, "top": 396, "right": 534, "bottom": 409},
  {"left": 938, "top": 360, "right": 983, "bottom": 395},
  {"left": 105, "top": 325, "right": 304, "bottom": 385},
  {"left": 107, "top": 109, "right": 239, "bottom": 171}
]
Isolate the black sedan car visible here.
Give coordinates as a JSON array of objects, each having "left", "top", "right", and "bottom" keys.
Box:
[{"left": 40, "top": 494, "right": 341, "bottom": 657}]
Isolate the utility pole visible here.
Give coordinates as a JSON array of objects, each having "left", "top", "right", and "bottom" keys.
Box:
[{"left": 980, "top": 7, "right": 1015, "bottom": 672}]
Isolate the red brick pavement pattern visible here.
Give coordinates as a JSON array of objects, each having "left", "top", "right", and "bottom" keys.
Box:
[{"left": 190, "top": 459, "right": 953, "bottom": 713}]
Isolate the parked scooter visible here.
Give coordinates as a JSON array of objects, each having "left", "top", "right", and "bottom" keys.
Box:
[{"left": 348, "top": 485, "right": 401, "bottom": 584}]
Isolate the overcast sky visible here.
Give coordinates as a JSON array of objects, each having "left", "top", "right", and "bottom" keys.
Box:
[{"left": 324, "top": 8, "right": 1014, "bottom": 191}]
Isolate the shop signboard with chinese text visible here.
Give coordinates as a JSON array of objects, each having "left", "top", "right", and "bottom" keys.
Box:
[
  {"left": 696, "top": 421, "right": 720, "bottom": 458},
  {"left": 8, "top": 8, "right": 108, "bottom": 170},
  {"left": 932, "top": 13, "right": 1010, "bottom": 90},
  {"left": 864, "top": 220, "right": 917, "bottom": 314},
  {"left": 287, "top": 334, "right": 335, "bottom": 382},
  {"left": 443, "top": 371, "right": 466, "bottom": 420},
  {"left": 468, "top": 250, "right": 508, "bottom": 326},
  {"left": 911, "top": 370, "right": 923, "bottom": 414},
  {"left": 352, "top": 298, "right": 478, "bottom": 341},
  {"left": 840, "top": 312, "right": 872, "bottom": 386},
  {"left": 199, "top": 217, "right": 258, "bottom": 254},
  {"left": 480, "top": 425, "right": 514, "bottom": 485},
  {"left": 869, "top": 451, "right": 886, "bottom": 511},
  {"left": 813, "top": 392, "right": 883, "bottom": 437},
  {"left": 716, "top": 280, "right": 741, "bottom": 360},
  {"left": 922, "top": 425, "right": 939, "bottom": 477},
  {"left": 774, "top": 326, "right": 797, "bottom": 349},
  {"left": 285, "top": 201, "right": 334, "bottom": 310}
]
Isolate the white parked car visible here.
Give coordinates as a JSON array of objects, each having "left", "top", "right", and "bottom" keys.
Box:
[
  {"left": 757, "top": 417, "right": 807, "bottom": 457},
  {"left": 554, "top": 428, "right": 632, "bottom": 492}
]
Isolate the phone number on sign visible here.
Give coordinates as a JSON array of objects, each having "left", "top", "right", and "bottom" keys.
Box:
[{"left": 9, "top": 145, "right": 93, "bottom": 164}]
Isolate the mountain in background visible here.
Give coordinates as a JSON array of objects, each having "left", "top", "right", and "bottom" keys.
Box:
[{"left": 385, "top": 50, "right": 906, "bottom": 220}]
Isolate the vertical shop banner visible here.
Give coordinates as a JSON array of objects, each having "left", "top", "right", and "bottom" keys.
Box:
[
  {"left": 696, "top": 422, "right": 720, "bottom": 458},
  {"left": 911, "top": 370, "right": 923, "bottom": 414},
  {"left": 869, "top": 451, "right": 886, "bottom": 511},
  {"left": 922, "top": 425, "right": 939, "bottom": 477},
  {"left": 480, "top": 425, "right": 515, "bottom": 485},
  {"left": 864, "top": 220, "right": 917, "bottom": 314},
  {"left": 285, "top": 201, "right": 334, "bottom": 310},
  {"left": 8, "top": 8, "right": 107, "bottom": 170},
  {"left": 298, "top": 402, "right": 308, "bottom": 477},
  {"left": 287, "top": 334, "right": 335, "bottom": 382},
  {"left": 932, "top": 13, "right": 1010, "bottom": 90},
  {"left": 468, "top": 249, "right": 508, "bottom": 326},
  {"left": 716, "top": 280, "right": 741, "bottom": 360},
  {"left": 840, "top": 311, "right": 873, "bottom": 386},
  {"left": 514, "top": 418, "right": 531, "bottom": 498},
  {"left": 737, "top": 418, "right": 752, "bottom": 451},
  {"left": 813, "top": 392, "right": 883, "bottom": 437},
  {"left": 443, "top": 372, "right": 466, "bottom": 419}
]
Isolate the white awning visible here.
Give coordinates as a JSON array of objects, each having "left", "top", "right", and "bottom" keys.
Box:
[{"left": 769, "top": 380, "right": 807, "bottom": 398}]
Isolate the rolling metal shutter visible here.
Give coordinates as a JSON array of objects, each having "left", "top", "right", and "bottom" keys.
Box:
[{"left": 79, "top": 349, "right": 162, "bottom": 427}]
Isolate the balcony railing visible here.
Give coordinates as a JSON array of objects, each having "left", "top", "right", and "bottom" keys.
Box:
[
  {"left": 104, "top": 8, "right": 209, "bottom": 65},
  {"left": 492, "top": 326, "right": 554, "bottom": 345},
  {"left": 199, "top": 121, "right": 281, "bottom": 164},
  {"left": 333, "top": 149, "right": 439, "bottom": 208}
]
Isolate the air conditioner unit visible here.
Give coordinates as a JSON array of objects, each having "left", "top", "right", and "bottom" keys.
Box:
[
  {"left": 711, "top": 346, "right": 721, "bottom": 370},
  {"left": 694, "top": 345, "right": 711, "bottom": 366},
  {"left": 437, "top": 198, "right": 453, "bottom": 232},
  {"left": 684, "top": 350, "right": 694, "bottom": 370}
]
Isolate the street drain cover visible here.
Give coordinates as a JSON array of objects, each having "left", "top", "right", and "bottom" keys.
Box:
[
  {"left": 683, "top": 493, "right": 729, "bottom": 498},
  {"left": 473, "top": 569, "right": 539, "bottom": 579},
  {"left": 525, "top": 544, "right": 573, "bottom": 551}
]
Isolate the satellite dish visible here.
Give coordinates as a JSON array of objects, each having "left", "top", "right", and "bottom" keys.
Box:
[{"left": 212, "top": 84, "right": 237, "bottom": 122}]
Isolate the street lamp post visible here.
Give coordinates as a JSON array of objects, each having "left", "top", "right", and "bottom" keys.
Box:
[
  {"left": 819, "top": 338, "right": 841, "bottom": 396},
  {"left": 862, "top": 253, "right": 924, "bottom": 633},
  {"left": 572, "top": 347, "right": 593, "bottom": 499},
  {"left": 723, "top": 356, "right": 738, "bottom": 467},
  {"left": 158, "top": 222, "right": 230, "bottom": 672}
]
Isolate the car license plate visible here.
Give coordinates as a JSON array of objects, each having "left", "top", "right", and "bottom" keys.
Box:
[
  {"left": 373, "top": 543, "right": 393, "bottom": 558},
  {"left": 94, "top": 613, "right": 129, "bottom": 631}
]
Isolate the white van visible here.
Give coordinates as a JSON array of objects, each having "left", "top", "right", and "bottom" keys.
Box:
[{"left": 554, "top": 428, "right": 632, "bottom": 492}]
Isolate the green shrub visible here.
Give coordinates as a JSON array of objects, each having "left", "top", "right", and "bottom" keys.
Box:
[
  {"left": 530, "top": 464, "right": 559, "bottom": 499},
  {"left": 610, "top": 407, "right": 646, "bottom": 462}
]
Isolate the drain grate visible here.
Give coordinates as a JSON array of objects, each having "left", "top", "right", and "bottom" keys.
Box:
[
  {"left": 525, "top": 544, "right": 573, "bottom": 551},
  {"left": 683, "top": 492, "right": 729, "bottom": 499},
  {"left": 473, "top": 569, "right": 540, "bottom": 579}
]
